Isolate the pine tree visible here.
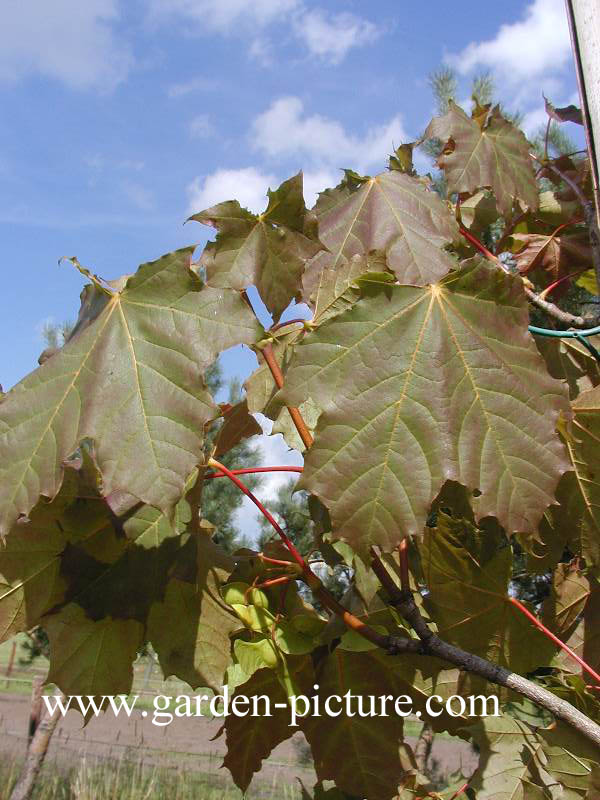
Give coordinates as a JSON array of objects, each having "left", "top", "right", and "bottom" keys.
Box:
[{"left": 202, "top": 364, "right": 263, "bottom": 552}]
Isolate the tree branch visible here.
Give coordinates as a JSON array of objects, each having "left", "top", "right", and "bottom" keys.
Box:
[
  {"left": 371, "top": 552, "right": 600, "bottom": 749},
  {"left": 523, "top": 286, "right": 586, "bottom": 326},
  {"left": 459, "top": 224, "right": 590, "bottom": 327}
]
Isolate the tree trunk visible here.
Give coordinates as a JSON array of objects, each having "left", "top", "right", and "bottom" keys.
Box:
[
  {"left": 9, "top": 691, "right": 64, "bottom": 800},
  {"left": 414, "top": 722, "right": 434, "bottom": 775},
  {"left": 27, "top": 676, "right": 44, "bottom": 747}
]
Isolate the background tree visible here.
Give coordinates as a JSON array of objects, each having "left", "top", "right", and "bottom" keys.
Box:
[{"left": 202, "top": 366, "right": 262, "bottom": 552}]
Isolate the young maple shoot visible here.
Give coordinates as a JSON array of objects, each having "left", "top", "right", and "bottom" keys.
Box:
[{"left": 1, "top": 96, "right": 600, "bottom": 800}]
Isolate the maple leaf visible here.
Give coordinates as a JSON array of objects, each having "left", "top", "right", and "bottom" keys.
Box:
[
  {"left": 510, "top": 231, "right": 591, "bottom": 280},
  {"left": 300, "top": 650, "right": 410, "bottom": 800},
  {"left": 282, "top": 260, "right": 569, "bottom": 554},
  {"left": 553, "top": 577, "right": 600, "bottom": 679},
  {"left": 222, "top": 658, "right": 313, "bottom": 793},
  {"left": 191, "top": 172, "right": 323, "bottom": 321},
  {"left": 469, "top": 716, "right": 557, "bottom": 800},
  {"left": 422, "top": 513, "right": 556, "bottom": 673},
  {"left": 424, "top": 102, "right": 539, "bottom": 216},
  {"left": 147, "top": 526, "right": 238, "bottom": 691},
  {"left": 0, "top": 248, "right": 262, "bottom": 537},
  {"left": 306, "top": 170, "right": 459, "bottom": 286},
  {"left": 212, "top": 399, "right": 262, "bottom": 458}
]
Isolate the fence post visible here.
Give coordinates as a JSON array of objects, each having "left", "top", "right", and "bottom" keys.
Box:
[{"left": 566, "top": 0, "right": 600, "bottom": 226}]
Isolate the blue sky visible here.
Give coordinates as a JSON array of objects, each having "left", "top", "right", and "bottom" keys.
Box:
[{"left": 0, "top": 0, "right": 581, "bottom": 537}]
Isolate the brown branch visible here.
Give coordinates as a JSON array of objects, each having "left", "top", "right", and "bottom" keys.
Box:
[
  {"left": 370, "top": 552, "right": 600, "bottom": 748},
  {"left": 524, "top": 287, "right": 586, "bottom": 326},
  {"left": 459, "top": 224, "right": 591, "bottom": 327}
]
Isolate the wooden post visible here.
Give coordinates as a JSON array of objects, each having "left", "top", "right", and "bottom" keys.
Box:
[{"left": 566, "top": 0, "right": 600, "bottom": 226}]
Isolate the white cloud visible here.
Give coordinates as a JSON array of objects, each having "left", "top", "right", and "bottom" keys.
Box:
[
  {"left": 188, "top": 100, "right": 406, "bottom": 220},
  {"left": 187, "top": 167, "right": 277, "bottom": 215},
  {"left": 0, "top": 0, "right": 132, "bottom": 90},
  {"left": 293, "top": 9, "right": 379, "bottom": 64},
  {"left": 249, "top": 37, "right": 274, "bottom": 66},
  {"left": 447, "top": 0, "right": 571, "bottom": 83},
  {"left": 149, "top": 0, "right": 379, "bottom": 64},
  {"left": 167, "top": 76, "right": 218, "bottom": 98},
  {"left": 303, "top": 169, "right": 339, "bottom": 207},
  {"left": 189, "top": 114, "right": 214, "bottom": 139},
  {"left": 149, "top": 0, "right": 298, "bottom": 33},
  {"left": 251, "top": 96, "right": 408, "bottom": 173}
]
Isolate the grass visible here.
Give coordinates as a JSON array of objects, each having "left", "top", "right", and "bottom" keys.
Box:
[{"left": 0, "top": 752, "right": 304, "bottom": 799}]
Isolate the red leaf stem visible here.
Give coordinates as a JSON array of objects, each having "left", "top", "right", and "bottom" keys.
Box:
[
  {"left": 448, "top": 782, "right": 470, "bottom": 800},
  {"left": 262, "top": 343, "right": 314, "bottom": 449},
  {"left": 508, "top": 596, "right": 600, "bottom": 685},
  {"left": 208, "top": 457, "right": 307, "bottom": 571},
  {"left": 209, "top": 457, "right": 392, "bottom": 650},
  {"left": 259, "top": 554, "right": 296, "bottom": 567},
  {"left": 459, "top": 224, "right": 501, "bottom": 263},
  {"left": 204, "top": 466, "right": 304, "bottom": 480},
  {"left": 540, "top": 267, "right": 588, "bottom": 298},
  {"left": 269, "top": 317, "right": 309, "bottom": 333}
]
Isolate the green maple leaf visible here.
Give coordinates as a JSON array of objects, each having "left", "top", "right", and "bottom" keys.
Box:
[
  {"left": 282, "top": 260, "right": 569, "bottom": 554},
  {"left": 303, "top": 251, "right": 393, "bottom": 327},
  {"left": 469, "top": 716, "right": 557, "bottom": 800},
  {"left": 541, "top": 563, "right": 591, "bottom": 638},
  {"left": 535, "top": 335, "right": 600, "bottom": 402},
  {"left": 0, "top": 451, "right": 239, "bottom": 698},
  {"left": 458, "top": 190, "right": 500, "bottom": 235},
  {"left": 222, "top": 658, "right": 313, "bottom": 793},
  {"left": 45, "top": 606, "right": 144, "bottom": 699},
  {"left": 300, "top": 649, "right": 411, "bottom": 800},
  {"left": 551, "top": 577, "right": 600, "bottom": 679},
  {"left": 0, "top": 447, "right": 184, "bottom": 642},
  {"left": 191, "top": 172, "right": 323, "bottom": 321},
  {"left": 0, "top": 248, "right": 261, "bottom": 538},
  {"left": 422, "top": 513, "right": 556, "bottom": 673},
  {"left": 546, "top": 390, "right": 600, "bottom": 575},
  {"left": 424, "top": 102, "right": 539, "bottom": 216},
  {"left": 307, "top": 171, "right": 459, "bottom": 286},
  {"left": 540, "top": 723, "right": 599, "bottom": 796},
  {"left": 147, "top": 527, "right": 238, "bottom": 691}
]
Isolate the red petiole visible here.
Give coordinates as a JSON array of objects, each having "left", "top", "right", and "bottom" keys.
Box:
[
  {"left": 204, "top": 466, "right": 303, "bottom": 480},
  {"left": 508, "top": 596, "right": 600, "bottom": 685}
]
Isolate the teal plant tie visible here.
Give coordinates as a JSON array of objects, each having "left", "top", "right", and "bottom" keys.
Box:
[{"left": 528, "top": 324, "right": 600, "bottom": 364}]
